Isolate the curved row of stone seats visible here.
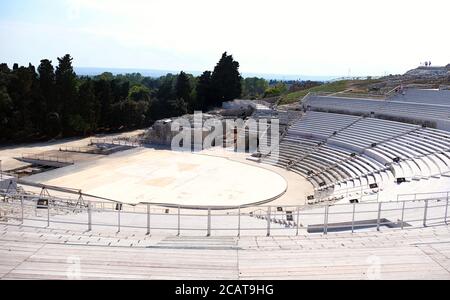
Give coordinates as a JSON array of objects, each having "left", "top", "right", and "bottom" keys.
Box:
[
  {"left": 378, "top": 101, "right": 450, "bottom": 120},
  {"left": 263, "top": 136, "right": 320, "bottom": 168},
  {"left": 366, "top": 145, "right": 427, "bottom": 179},
  {"left": 419, "top": 129, "right": 450, "bottom": 170},
  {"left": 332, "top": 126, "right": 450, "bottom": 181},
  {"left": 265, "top": 122, "right": 396, "bottom": 190},
  {"left": 277, "top": 110, "right": 303, "bottom": 126},
  {"left": 262, "top": 134, "right": 334, "bottom": 189},
  {"left": 305, "top": 95, "right": 450, "bottom": 125},
  {"left": 289, "top": 111, "right": 361, "bottom": 139},
  {"left": 328, "top": 118, "right": 418, "bottom": 152},
  {"left": 306, "top": 96, "right": 386, "bottom": 114},
  {"left": 324, "top": 118, "right": 450, "bottom": 182},
  {"left": 383, "top": 141, "right": 441, "bottom": 177},
  {"left": 264, "top": 109, "right": 450, "bottom": 198},
  {"left": 298, "top": 145, "right": 388, "bottom": 187},
  {"left": 363, "top": 128, "right": 450, "bottom": 179},
  {"left": 391, "top": 89, "right": 450, "bottom": 106},
  {"left": 271, "top": 135, "right": 391, "bottom": 191}
]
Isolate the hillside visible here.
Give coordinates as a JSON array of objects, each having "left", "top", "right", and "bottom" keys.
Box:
[
  {"left": 278, "top": 80, "right": 349, "bottom": 105},
  {"left": 278, "top": 79, "right": 385, "bottom": 105},
  {"left": 277, "top": 64, "right": 450, "bottom": 106}
]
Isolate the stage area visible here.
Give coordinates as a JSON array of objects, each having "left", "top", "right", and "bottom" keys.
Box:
[{"left": 25, "top": 148, "right": 288, "bottom": 207}]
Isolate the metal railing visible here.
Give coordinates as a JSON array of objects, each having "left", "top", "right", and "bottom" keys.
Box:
[
  {"left": 1, "top": 191, "right": 448, "bottom": 237},
  {"left": 90, "top": 138, "right": 141, "bottom": 148},
  {"left": 20, "top": 154, "right": 75, "bottom": 165},
  {"left": 385, "top": 85, "right": 403, "bottom": 99},
  {"left": 309, "top": 91, "right": 387, "bottom": 100},
  {"left": 397, "top": 191, "right": 450, "bottom": 202},
  {"left": 58, "top": 146, "right": 107, "bottom": 155},
  {"left": 311, "top": 183, "right": 383, "bottom": 204}
]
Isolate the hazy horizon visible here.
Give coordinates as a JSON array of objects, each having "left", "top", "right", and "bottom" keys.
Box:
[
  {"left": 0, "top": 61, "right": 388, "bottom": 81},
  {"left": 74, "top": 66, "right": 344, "bottom": 81},
  {"left": 0, "top": 60, "right": 430, "bottom": 81}
]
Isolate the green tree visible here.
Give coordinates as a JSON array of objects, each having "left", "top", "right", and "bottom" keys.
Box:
[
  {"left": 176, "top": 71, "right": 192, "bottom": 107},
  {"left": 68, "top": 114, "right": 91, "bottom": 136},
  {"left": 123, "top": 99, "right": 148, "bottom": 127},
  {"left": 170, "top": 98, "right": 188, "bottom": 116},
  {"left": 210, "top": 52, "right": 243, "bottom": 106},
  {"left": 38, "top": 60, "right": 55, "bottom": 109},
  {"left": 7, "top": 65, "right": 37, "bottom": 137},
  {"left": 78, "top": 78, "right": 100, "bottom": 134},
  {"left": 128, "top": 85, "right": 151, "bottom": 102},
  {"left": 28, "top": 63, "right": 47, "bottom": 134},
  {"left": 157, "top": 74, "right": 176, "bottom": 101},
  {"left": 153, "top": 74, "right": 177, "bottom": 118},
  {"left": 55, "top": 54, "right": 78, "bottom": 133},
  {"left": 94, "top": 79, "right": 113, "bottom": 128},
  {"left": 0, "top": 86, "right": 13, "bottom": 139},
  {"left": 127, "top": 85, "right": 153, "bottom": 124},
  {"left": 38, "top": 59, "right": 57, "bottom": 135},
  {"left": 195, "top": 71, "right": 213, "bottom": 110},
  {"left": 95, "top": 72, "right": 114, "bottom": 81},
  {"left": 242, "top": 77, "right": 268, "bottom": 99},
  {"left": 263, "top": 83, "right": 287, "bottom": 98},
  {"left": 111, "top": 80, "right": 130, "bottom": 103}
]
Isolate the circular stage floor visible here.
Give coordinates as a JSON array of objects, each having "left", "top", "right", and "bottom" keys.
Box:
[{"left": 27, "top": 148, "right": 288, "bottom": 207}]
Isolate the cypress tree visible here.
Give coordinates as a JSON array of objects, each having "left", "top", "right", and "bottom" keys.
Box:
[{"left": 210, "top": 52, "right": 243, "bottom": 106}]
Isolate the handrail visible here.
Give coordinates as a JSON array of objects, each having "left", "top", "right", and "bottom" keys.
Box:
[
  {"left": 16, "top": 179, "right": 120, "bottom": 203},
  {"left": 2, "top": 181, "right": 450, "bottom": 210},
  {"left": 90, "top": 138, "right": 141, "bottom": 148},
  {"left": 397, "top": 190, "right": 450, "bottom": 202},
  {"left": 385, "top": 85, "right": 403, "bottom": 99},
  {"left": 301, "top": 92, "right": 313, "bottom": 103},
  {"left": 20, "top": 153, "right": 74, "bottom": 165},
  {"left": 1, "top": 190, "right": 448, "bottom": 236}
]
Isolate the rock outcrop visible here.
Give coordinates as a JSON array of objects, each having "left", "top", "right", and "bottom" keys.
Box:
[{"left": 404, "top": 65, "right": 450, "bottom": 78}]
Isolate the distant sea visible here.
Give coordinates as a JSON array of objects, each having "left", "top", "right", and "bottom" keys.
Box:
[{"left": 75, "top": 67, "right": 341, "bottom": 82}]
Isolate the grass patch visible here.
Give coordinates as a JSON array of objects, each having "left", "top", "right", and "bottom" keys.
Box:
[{"left": 278, "top": 80, "right": 349, "bottom": 105}]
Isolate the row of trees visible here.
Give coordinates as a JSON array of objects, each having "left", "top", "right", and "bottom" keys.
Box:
[
  {"left": 0, "top": 52, "right": 314, "bottom": 143},
  {"left": 0, "top": 52, "right": 258, "bottom": 142},
  {"left": 263, "top": 80, "right": 322, "bottom": 98}
]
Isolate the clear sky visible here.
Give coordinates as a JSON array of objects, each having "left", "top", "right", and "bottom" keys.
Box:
[{"left": 0, "top": 0, "right": 449, "bottom": 77}]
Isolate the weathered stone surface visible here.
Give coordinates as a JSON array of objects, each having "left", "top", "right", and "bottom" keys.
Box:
[{"left": 404, "top": 65, "right": 450, "bottom": 78}]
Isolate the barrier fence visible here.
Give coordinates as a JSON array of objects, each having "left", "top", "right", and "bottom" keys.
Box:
[
  {"left": 397, "top": 191, "right": 450, "bottom": 202},
  {"left": 90, "top": 138, "right": 141, "bottom": 148},
  {"left": 1, "top": 191, "right": 448, "bottom": 237},
  {"left": 20, "top": 154, "right": 75, "bottom": 165}
]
